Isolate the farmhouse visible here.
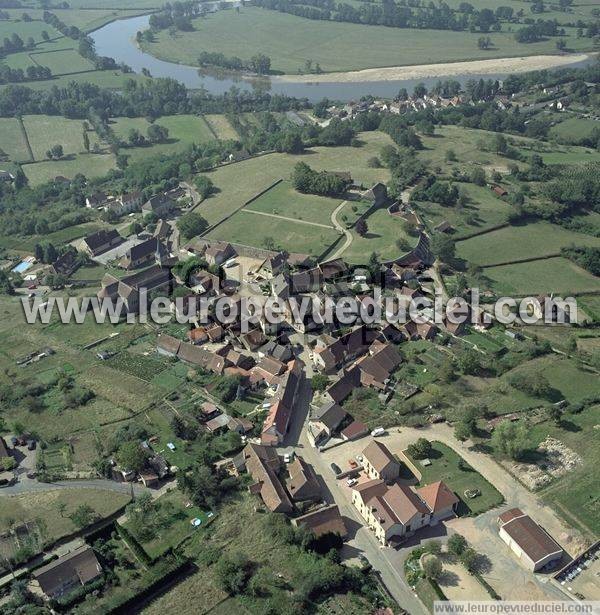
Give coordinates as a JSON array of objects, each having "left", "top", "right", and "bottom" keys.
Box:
[
  {"left": 81, "top": 229, "right": 123, "bottom": 257},
  {"left": 33, "top": 545, "right": 102, "bottom": 600},
  {"left": 119, "top": 238, "right": 169, "bottom": 270},
  {"left": 204, "top": 242, "right": 236, "bottom": 267},
  {"left": 285, "top": 456, "right": 321, "bottom": 502},
  {"left": 308, "top": 401, "right": 346, "bottom": 445},
  {"left": 498, "top": 508, "right": 564, "bottom": 571},
  {"left": 362, "top": 440, "right": 400, "bottom": 481}
]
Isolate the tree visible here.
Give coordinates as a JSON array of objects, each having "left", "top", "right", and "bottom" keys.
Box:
[
  {"left": 311, "top": 373, "right": 329, "bottom": 392},
  {"left": 69, "top": 504, "right": 98, "bottom": 529},
  {"left": 214, "top": 553, "right": 251, "bottom": 595},
  {"left": 448, "top": 533, "right": 468, "bottom": 556},
  {"left": 423, "top": 540, "right": 442, "bottom": 556},
  {"left": 147, "top": 123, "right": 169, "bottom": 143},
  {"left": 477, "top": 36, "right": 491, "bottom": 49},
  {"left": 454, "top": 421, "right": 472, "bottom": 442},
  {"left": 129, "top": 221, "right": 143, "bottom": 235},
  {"left": 491, "top": 420, "right": 530, "bottom": 460},
  {"left": 116, "top": 441, "right": 147, "bottom": 472},
  {"left": 194, "top": 175, "right": 214, "bottom": 199},
  {"left": 116, "top": 153, "right": 129, "bottom": 170},
  {"left": 470, "top": 166, "right": 486, "bottom": 186},
  {"left": 83, "top": 131, "right": 89, "bottom": 152},
  {"left": 46, "top": 144, "right": 63, "bottom": 160},
  {"left": 176, "top": 211, "right": 208, "bottom": 239},
  {"left": 422, "top": 554, "right": 443, "bottom": 580},
  {"left": 430, "top": 234, "right": 456, "bottom": 264},
  {"left": 460, "top": 547, "right": 478, "bottom": 572},
  {"left": 355, "top": 218, "right": 368, "bottom": 237},
  {"left": 407, "top": 438, "right": 432, "bottom": 460},
  {"left": 456, "top": 348, "right": 481, "bottom": 375}
]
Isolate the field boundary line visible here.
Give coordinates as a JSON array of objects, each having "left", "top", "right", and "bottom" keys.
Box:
[
  {"left": 480, "top": 253, "right": 562, "bottom": 268},
  {"left": 200, "top": 114, "right": 218, "bottom": 139},
  {"left": 17, "top": 117, "right": 35, "bottom": 162},
  {"left": 240, "top": 208, "right": 335, "bottom": 229},
  {"left": 455, "top": 222, "right": 510, "bottom": 242}
]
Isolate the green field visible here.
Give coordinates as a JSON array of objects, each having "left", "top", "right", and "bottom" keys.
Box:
[
  {"left": 23, "top": 153, "right": 116, "bottom": 185},
  {"left": 204, "top": 114, "right": 239, "bottom": 140},
  {"left": 483, "top": 257, "right": 600, "bottom": 295},
  {"left": 0, "top": 18, "right": 61, "bottom": 43},
  {"left": 405, "top": 441, "right": 504, "bottom": 515},
  {"left": 0, "top": 117, "right": 31, "bottom": 162},
  {"left": 110, "top": 114, "right": 215, "bottom": 162},
  {"left": 0, "top": 488, "right": 130, "bottom": 545},
  {"left": 207, "top": 207, "right": 340, "bottom": 255},
  {"left": 525, "top": 404, "right": 600, "bottom": 536},
  {"left": 416, "top": 182, "right": 510, "bottom": 238},
  {"left": 246, "top": 179, "right": 343, "bottom": 226},
  {"left": 29, "top": 47, "right": 96, "bottom": 74},
  {"left": 342, "top": 206, "right": 417, "bottom": 263},
  {"left": 22, "top": 114, "right": 95, "bottom": 160},
  {"left": 550, "top": 117, "right": 600, "bottom": 145},
  {"left": 140, "top": 6, "right": 593, "bottom": 74},
  {"left": 195, "top": 131, "right": 393, "bottom": 226},
  {"left": 457, "top": 221, "right": 600, "bottom": 266}
]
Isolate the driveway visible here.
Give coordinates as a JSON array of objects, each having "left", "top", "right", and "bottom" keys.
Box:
[{"left": 92, "top": 237, "right": 143, "bottom": 265}]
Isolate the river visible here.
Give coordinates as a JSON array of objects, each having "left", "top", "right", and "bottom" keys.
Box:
[{"left": 91, "top": 13, "right": 594, "bottom": 102}]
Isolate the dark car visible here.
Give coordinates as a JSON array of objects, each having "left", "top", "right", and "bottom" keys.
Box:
[
  {"left": 10, "top": 437, "right": 18, "bottom": 447},
  {"left": 330, "top": 462, "right": 342, "bottom": 475},
  {"left": 26, "top": 439, "right": 36, "bottom": 450}
]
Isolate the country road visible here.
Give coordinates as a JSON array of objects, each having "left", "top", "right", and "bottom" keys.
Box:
[{"left": 328, "top": 200, "right": 353, "bottom": 260}]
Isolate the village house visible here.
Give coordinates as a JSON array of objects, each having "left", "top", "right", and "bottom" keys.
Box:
[
  {"left": 292, "top": 505, "right": 348, "bottom": 539},
  {"left": 236, "top": 443, "right": 292, "bottom": 513},
  {"left": 204, "top": 242, "right": 236, "bottom": 267},
  {"left": 285, "top": 456, "right": 321, "bottom": 502},
  {"left": 97, "top": 264, "right": 172, "bottom": 315},
  {"left": 142, "top": 193, "right": 176, "bottom": 217},
  {"left": 498, "top": 508, "right": 563, "bottom": 572},
  {"left": 351, "top": 477, "right": 458, "bottom": 546},
  {"left": 261, "top": 360, "right": 303, "bottom": 446},
  {"left": 33, "top": 546, "right": 102, "bottom": 600},
  {"left": 307, "top": 401, "right": 347, "bottom": 446},
  {"left": 362, "top": 440, "right": 401, "bottom": 482},
  {"left": 81, "top": 229, "right": 123, "bottom": 257},
  {"left": 352, "top": 341, "right": 402, "bottom": 391},
  {"left": 119, "top": 238, "right": 169, "bottom": 270}
]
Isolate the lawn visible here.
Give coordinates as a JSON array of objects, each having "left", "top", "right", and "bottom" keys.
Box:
[
  {"left": 482, "top": 257, "right": 600, "bottom": 296},
  {"left": 246, "top": 179, "right": 343, "bottom": 227},
  {"left": 29, "top": 47, "right": 96, "bottom": 74},
  {"left": 110, "top": 114, "right": 215, "bottom": 162},
  {"left": 342, "top": 206, "right": 417, "bottom": 263},
  {"left": 577, "top": 294, "right": 600, "bottom": 322},
  {"left": 456, "top": 221, "right": 600, "bottom": 266},
  {"left": 0, "top": 18, "right": 61, "bottom": 43},
  {"left": 404, "top": 441, "right": 504, "bottom": 515},
  {"left": 124, "top": 489, "right": 212, "bottom": 560},
  {"left": 204, "top": 114, "right": 239, "bottom": 140},
  {"left": 22, "top": 153, "right": 116, "bottom": 185},
  {"left": 140, "top": 6, "right": 593, "bottom": 74},
  {"left": 0, "top": 117, "right": 31, "bottom": 162},
  {"left": 195, "top": 131, "right": 393, "bottom": 226},
  {"left": 415, "top": 182, "right": 510, "bottom": 238},
  {"left": 0, "top": 488, "right": 130, "bottom": 545}
]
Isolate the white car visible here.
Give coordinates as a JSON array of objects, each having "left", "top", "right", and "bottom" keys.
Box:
[
  {"left": 283, "top": 452, "right": 294, "bottom": 463},
  {"left": 371, "top": 427, "right": 386, "bottom": 437},
  {"left": 347, "top": 478, "right": 358, "bottom": 487}
]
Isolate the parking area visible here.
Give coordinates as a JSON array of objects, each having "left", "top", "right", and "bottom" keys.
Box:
[
  {"left": 92, "top": 237, "right": 142, "bottom": 265},
  {"left": 555, "top": 546, "right": 600, "bottom": 600}
]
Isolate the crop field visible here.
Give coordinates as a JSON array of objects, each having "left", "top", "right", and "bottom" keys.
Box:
[
  {"left": 0, "top": 117, "right": 31, "bottom": 162},
  {"left": 482, "top": 257, "right": 600, "bottom": 295},
  {"left": 29, "top": 47, "right": 96, "bottom": 74},
  {"left": 195, "top": 131, "right": 393, "bottom": 226},
  {"left": 456, "top": 221, "right": 600, "bottom": 266},
  {"left": 246, "top": 180, "right": 344, "bottom": 226},
  {"left": 23, "top": 153, "right": 116, "bottom": 185},
  {"left": 110, "top": 114, "right": 215, "bottom": 162},
  {"left": 416, "top": 182, "right": 510, "bottom": 237},
  {"left": 204, "top": 114, "right": 239, "bottom": 140},
  {"left": 342, "top": 207, "right": 416, "bottom": 263},
  {"left": 550, "top": 116, "right": 600, "bottom": 145},
  {"left": 140, "top": 6, "right": 592, "bottom": 74}
]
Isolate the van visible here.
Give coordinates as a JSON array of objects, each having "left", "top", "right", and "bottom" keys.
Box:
[{"left": 370, "top": 427, "right": 385, "bottom": 437}]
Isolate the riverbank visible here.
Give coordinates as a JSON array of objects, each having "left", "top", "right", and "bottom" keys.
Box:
[{"left": 275, "top": 53, "right": 592, "bottom": 84}]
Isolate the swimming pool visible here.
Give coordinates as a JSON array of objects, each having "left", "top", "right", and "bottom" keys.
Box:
[{"left": 12, "top": 260, "right": 33, "bottom": 274}]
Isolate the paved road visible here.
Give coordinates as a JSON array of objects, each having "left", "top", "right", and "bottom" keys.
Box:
[
  {"left": 0, "top": 479, "right": 148, "bottom": 497},
  {"left": 328, "top": 201, "right": 353, "bottom": 260}
]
